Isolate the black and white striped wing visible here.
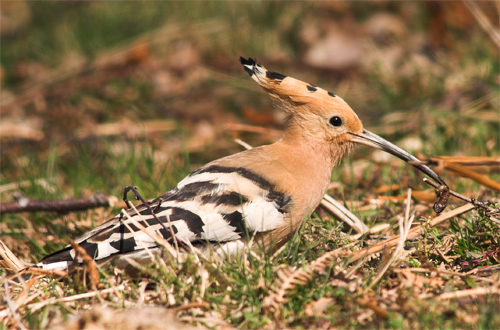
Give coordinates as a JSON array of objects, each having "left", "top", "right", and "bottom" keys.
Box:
[{"left": 40, "top": 165, "right": 292, "bottom": 269}]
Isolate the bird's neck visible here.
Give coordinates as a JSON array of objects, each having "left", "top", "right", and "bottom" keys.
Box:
[
  {"left": 279, "top": 124, "right": 350, "bottom": 172},
  {"left": 273, "top": 128, "right": 341, "bottom": 198}
]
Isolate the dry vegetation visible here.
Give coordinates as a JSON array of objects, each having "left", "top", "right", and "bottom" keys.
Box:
[{"left": 1, "top": 1, "right": 499, "bottom": 329}]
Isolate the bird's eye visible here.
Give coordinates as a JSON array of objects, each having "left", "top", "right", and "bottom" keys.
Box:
[{"left": 329, "top": 116, "right": 343, "bottom": 127}]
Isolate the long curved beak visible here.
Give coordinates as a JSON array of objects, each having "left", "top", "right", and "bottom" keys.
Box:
[{"left": 350, "top": 129, "right": 447, "bottom": 187}]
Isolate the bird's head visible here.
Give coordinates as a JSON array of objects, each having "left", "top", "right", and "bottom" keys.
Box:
[{"left": 240, "top": 57, "right": 447, "bottom": 189}]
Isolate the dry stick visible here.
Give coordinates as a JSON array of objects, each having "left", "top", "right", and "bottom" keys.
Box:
[
  {"left": 394, "top": 268, "right": 498, "bottom": 284},
  {"left": 173, "top": 301, "right": 211, "bottom": 313},
  {"left": 121, "top": 220, "right": 158, "bottom": 262},
  {"left": 429, "top": 156, "right": 500, "bottom": 166},
  {"left": 442, "top": 162, "right": 500, "bottom": 191},
  {"left": 233, "top": 138, "right": 254, "bottom": 151},
  {"left": 2, "top": 282, "right": 28, "bottom": 330},
  {"left": 437, "top": 286, "right": 500, "bottom": 301},
  {"left": 0, "top": 193, "right": 118, "bottom": 214},
  {"left": 367, "top": 189, "right": 415, "bottom": 289},
  {"left": 464, "top": 0, "right": 500, "bottom": 48},
  {"left": 350, "top": 204, "right": 475, "bottom": 263},
  {"left": 15, "top": 267, "right": 67, "bottom": 280},
  {"left": 27, "top": 285, "right": 126, "bottom": 313},
  {"left": 0, "top": 240, "right": 27, "bottom": 272},
  {"left": 121, "top": 206, "right": 179, "bottom": 259}
]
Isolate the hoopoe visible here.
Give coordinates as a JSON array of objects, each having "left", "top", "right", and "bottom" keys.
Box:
[{"left": 37, "top": 57, "right": 447, "bottom": 272}]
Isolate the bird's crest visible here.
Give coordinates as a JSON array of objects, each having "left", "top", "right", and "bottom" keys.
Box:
[{"left": 239, "top": 57, "right": 354, "bottom": 117}]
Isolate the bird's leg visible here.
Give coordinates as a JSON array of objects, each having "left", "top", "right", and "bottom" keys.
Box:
[
  {"left": 122, "top": 185, "right": 137, "bottom": 208},
  {"left": 122, "top": 186, "right": 190, "bottom": 252},
  {"left": 154, "top": 197, "right": 164, "bottom": 212},
  {"left": 122, "top": 185, "right": 169, "bottom": 231}
]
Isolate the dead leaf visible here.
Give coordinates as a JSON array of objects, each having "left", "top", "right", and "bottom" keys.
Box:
[
  {"left": 396, "top": 269, "right": 445, "bottom": 288},
  {"left": 304, "top": 297, "right": 334, "bottom": 316}
]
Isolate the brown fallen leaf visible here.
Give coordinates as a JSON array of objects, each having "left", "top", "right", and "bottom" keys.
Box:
[
  {"left": 395, "top": 268, "right": 445, "bottom": 288},
  {"left": 357, "top": 297, "right": 388, "bottom": 319},
  {"left": 304, "top": 297, "right": 334, "bottom": 316},
  {"left": 376, "top": 184, "right": 401, "bottom": 194},
  {"left": 375, "top": 195, "right": 406, "bottom": 202}
]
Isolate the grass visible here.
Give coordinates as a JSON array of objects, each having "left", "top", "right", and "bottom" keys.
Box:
[{"left": 1, "top": 1, "right": 499, "bottom": 329}]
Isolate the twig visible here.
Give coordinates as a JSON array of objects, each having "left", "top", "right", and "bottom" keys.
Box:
[
  {"left": 0, "top": 193, "right": 118, "bottom": 214},
  {"left": 173, "top": 301, "right": 210, "bottom": 313},
  {"left": 367, "top": 189, "right": 415, "bottom": 289},
  {"left": 0, "top": 240, "right": 27, "bottom": 272},
  {"left": 436, "top": 286, "right": 500, "bottom": 300},
  {"left": 464, "top": 0, "right": 500, "bottom": 48},
  {"left": 350, "top": 204, "right": 475, "bottom": 263},
  {"left": 234, "top": 139, "right": 254, "bottom": 150},
  {"left": 27, "top": 285, "right": 126, "bottom": 313},
  {"left": 427, "top": 156, "right": 500, "bottom": 166},
  {"left": 3, "top": 282, "right": 28, "bottom": 330},
  {"left": 13, "top": 267, "right": 67, "bottom": 281},
  {"left": 394, "top": 268, "right": 498, "bottom": 284}
]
